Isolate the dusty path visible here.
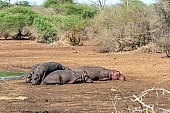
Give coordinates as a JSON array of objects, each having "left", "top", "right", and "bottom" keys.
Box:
[{"left": 0, "top": 40, "right": 170, "bottom": 113}]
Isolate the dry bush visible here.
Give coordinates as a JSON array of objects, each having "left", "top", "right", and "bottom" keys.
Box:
[
  {"left": 54, "top": 31, "right": 84, "bottom": 47},
  {"left": 64, "top": 31, "right": 83, "bottom": 46},
  {"left": 91, "top": 3, "right": 151, "bottom": 53},
  {"left": 94, "top": 30, "right": 119, "bottom": 53},
  {"left": 111, "top": 88, "right": 170, "bottom": 113},
  {"left": 55, "top": 31, "right": 70, "bottom": 46},
  {"left": 94, "top": 28, "right": 152, "bottom": 53},
  {"left": 135, "top": 43, "right": 158, "bottom": 54},
  {"left": 22, "top": 26, "right": 39, "bottom": 40},
  {"left": 150, "top": 0, "right": 170, "bottom": 57},
  {"left": 156, "top": 37, "right": 170, "bottom": 57}
]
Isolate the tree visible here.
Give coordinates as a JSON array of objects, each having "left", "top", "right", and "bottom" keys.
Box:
[
  {"left": 152, "top": 0, "right": 170, "bottom": 57},
  {"left": 0, "top": 0, "right": 12, "bottom": 9},
  {"left": 17, "top": 1, "right": 30, "bottom": 6},
  {"left": 0, "top": 6, "right": 38, "bottom": 40},
  {"left": 89, "top": 0, "right": 106, "bottom": 10},
  {"left": 43, "top": 0, "right": 73, "bottom": 8},
  {"left": 92, "top": 0, "right": 151, "bottom": 52}
]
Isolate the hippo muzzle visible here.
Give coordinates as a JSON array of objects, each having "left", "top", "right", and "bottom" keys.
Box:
[
  {"left": 32, "top": 74, "right": 41, "bottom": 85},
  {"left": 111, "top": 71, "right": 126, "bottom": 81}
]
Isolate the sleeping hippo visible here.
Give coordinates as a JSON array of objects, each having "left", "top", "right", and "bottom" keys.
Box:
[
  {"left": 42, "top": 70, "right": 93, "bottom": 85},
  {"left": 26, "top": 63, "right": 71, "bottom": 83},
  {"left": 31, "top": 62, "right": 66, "bottom": 85},
  {"left": 74, "top": 66, "right": 126, "bottom": 81}
]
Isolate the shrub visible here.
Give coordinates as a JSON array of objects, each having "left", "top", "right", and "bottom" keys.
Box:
[
  {"left": 33, "top": 16, "right": 58, "bottom": 43},
  {"left": 94, "top": 30, "right": 119, "bottom": 53},
  {"left": 55, "top": 15, "right": 86, "bottom": 31},
  {"left": 64, "top": 4, "right": 99, "bottom": 19},
  {"left": 91, "top": 2, "right": 151, "bottom": 52},
  {"left": 0, "top": 0, "right": 12, "bottom": 9},
  {"left": 65, "top": 31, "right": 83, "bottom": 46}
]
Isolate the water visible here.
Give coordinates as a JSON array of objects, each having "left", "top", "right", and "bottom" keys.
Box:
[
  {"left": 0, "top": 71, "right": 25, "bottom": 80},
  {"left": 0, "top": 75, "right": 24, "bottom": 80}
]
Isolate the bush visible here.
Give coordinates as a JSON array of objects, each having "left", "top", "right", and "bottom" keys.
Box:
[
  {"left": 33, "top": 16, "right": 58, "bottom": 43},
  {"left": 55, "top": 15, "right": 86, "bottom": 31},
  {"left": 0, "top": 0, "right": 12, "bottom": 9},
  {"left": 64, "top": 4, "right": 99, "bottom": 19},
  {"left": 91, "top": 2, "right": 151, "bottom": 52},
  {"left": 94, "top": 30, "right": 119, "bottom": 53}
]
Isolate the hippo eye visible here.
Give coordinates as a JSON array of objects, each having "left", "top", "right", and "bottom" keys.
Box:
[{"left": 36, "top": 74, "right": 39, "bottom": 78}]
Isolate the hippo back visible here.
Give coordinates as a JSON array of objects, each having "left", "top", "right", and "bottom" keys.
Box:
[
  {"left": 43, "top": 70, "right": 92, "bottom": 84},
  {"left": 74, "top": 66, "right": 116, "bottom": 81}
]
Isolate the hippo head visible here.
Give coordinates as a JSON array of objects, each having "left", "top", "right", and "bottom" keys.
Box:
[
  {"left": 32, "top": 73, "right": 41, "bottom": 85},
  {"left": 82, "top": 71, "right": 93, "bottom": 83},
  {"left": 110, "top": 70, "right": 126, "bottom": 81},
  {"left": 25, "top": 72, "right": 33, "bottom": 83}
]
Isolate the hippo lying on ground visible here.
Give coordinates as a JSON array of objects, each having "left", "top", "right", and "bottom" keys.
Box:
[
  {"left": 42, "top": 70, "right": 93, "bottom": 85},
  {"left": 25, "top": 64, "right": 40, "bottom": 83},
  {"left": 74, "top": 66, "right": 126, "bottom": 81},
  {"left": 32, "top": 62, "right": 67, "bottom": 85}
]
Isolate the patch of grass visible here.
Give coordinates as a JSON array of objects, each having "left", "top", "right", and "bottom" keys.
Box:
[{"left": 0, "top": 71, "right": 25, "bottom": 77}]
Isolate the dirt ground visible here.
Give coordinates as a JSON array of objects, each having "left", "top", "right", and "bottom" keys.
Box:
[{"left": 0, "top": 40, "right": 170, "bottom": 113}]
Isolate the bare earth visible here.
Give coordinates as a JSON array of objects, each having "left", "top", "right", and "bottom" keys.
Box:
[{"left": 0, "top": 40, "right": 170, "bottom": 113}]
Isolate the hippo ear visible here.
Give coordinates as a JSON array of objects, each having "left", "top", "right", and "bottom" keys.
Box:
[
  {"left": 83, "top": 71, "right": 89, "bottom": 75},
  {"left": 30, "top": 72, "right": 33, "bottom": 75},
  {"left": 116, "top": 71, "right": 120, "bottom": 76}
]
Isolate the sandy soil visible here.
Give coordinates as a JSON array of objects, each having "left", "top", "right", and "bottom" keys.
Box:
[{"left": 0, "top": 40, "right": 170, "bottom": 113}]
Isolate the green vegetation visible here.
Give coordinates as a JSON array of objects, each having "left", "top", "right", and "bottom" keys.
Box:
[
  {"left": 33, "top": 16, "right": 58, "bottom": 43},
  {"left": 0, "top": 0, "right": 169, "bottom": 55},
  {"left": 0, "top": 71, "right": 25, "bottom": 77},
  {"left": 55, "top": 15, "right": 86, "bottom": 31},
  {"left": 43, "top": 0, "right": 73, "bottom": 8},
  {"left": 0, "top": 0, "right": 12, "bottom": 9},
  {"left": 64, "top": 4, "right": 99, "bottom": 19},
  {"left": 16, "top": 1, "right": 30, "bottom": 6},
  {"left": 0, "top": 6, "right": 38, "bottom": 32}
]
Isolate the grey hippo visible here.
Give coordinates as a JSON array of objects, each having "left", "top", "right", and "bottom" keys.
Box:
[
  {"left": 42, "top": 70, "right": 93, "bottom": 85},
  {"left": 74, "top": 66, "right": 126, "bottom": 81}
]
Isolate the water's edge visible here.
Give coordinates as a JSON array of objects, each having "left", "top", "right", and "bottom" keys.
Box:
[
  {"left": 0, "top": 71, "right": 26, "bottom": 80},
  {"left": 0, "top": 75, "right": 25, "bottom": 80}
]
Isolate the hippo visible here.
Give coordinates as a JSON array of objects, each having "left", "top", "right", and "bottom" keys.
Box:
[
  {"left": 32, "top": 62, "right": 66, "bottom": 85},
  {"left": 74, "top": 66, "right": 126, "bottom": 81},
  {"left": 42, "top": 70, "right": 93, "bottom": 85},
  {"left": 25, "top": 64, "right": 40, "bottom": 83},
  {"left": 26, "top": 64, "right": 71, "bottom": 83}
]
